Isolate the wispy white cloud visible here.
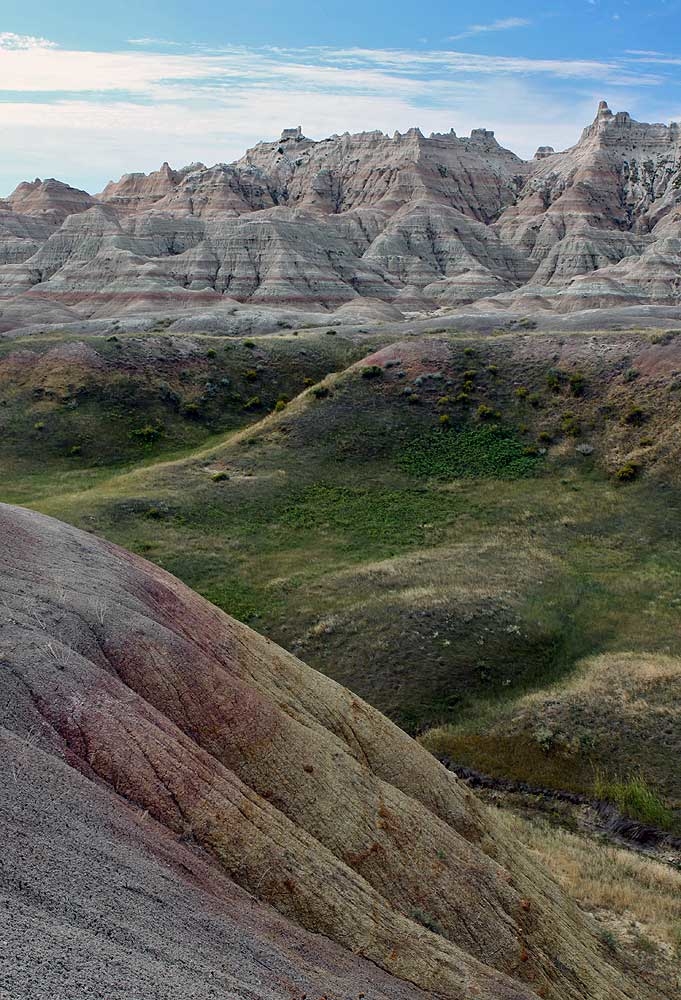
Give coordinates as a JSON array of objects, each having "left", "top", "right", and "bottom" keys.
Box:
[
  {"left": 0, "top": 36, "right": 676, "bottom": 194},
  {"left": 449, "top": 17, "right": 532, "bottom": 41}
]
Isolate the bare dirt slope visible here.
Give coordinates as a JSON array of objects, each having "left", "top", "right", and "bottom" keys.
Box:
[{"left": 0, "top": 503, "right": 662, "bottom": 999}]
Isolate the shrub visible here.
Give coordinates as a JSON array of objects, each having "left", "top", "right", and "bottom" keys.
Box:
[
  {"left": 211, "top": 471, "right": 229, "bottom": 482},
  {"left": 274, "top": 399, "right": 287, "bottom": 412},
  {"left": 623, "top": 367, "right": 639, "bottom": 382},
  {"left": 514, "top": 386, "right": 529, "bottom": 400},
  {"left": 206, "top": 348, "right": 217, "bottom": 358},
  {"left": 455, "top": 392, "right": 470, "bottom": 404},
  {"left": 33, "top": 421, "right": 45, "bottom": 431},
  {"left": 244, "top": 368, "right": 258, "bottom": 382},
  {"left": 594, "top": 773, "right": 674, "bottom": 829},
  {"left": 463, "top": 346, "right": 474, "bottom": 357},
  {"left": 439, "top": 414, "right": 451, "bottom": 428},
  {"left": 569, "top": 371, "right": 586, "bottom": 396},
  {"left": 528, "top": 392, "right": 542, "bottom": 409},
  {"left": 360, "top": 364, "right": 383, "bottom": 379},
  {"left": 130, "top": 424, "right": 163, "bottom": 444},
  {"left": 303, "top": 377, "right": 315, "bottom": 387},
  {"left": 463, "top": 369, "right": 478, "bottom": 380},
  {"left": 599, "top": 929, "right": 619, "bottom": 953},
  {"left": 546, "top": 369, "right": 562, "bottom": 391},
  {"left": 436, "top": 395, "right": 452, "bottom": 407},
  {"left": 410, "top": 908, "right": 445, "bottom": 937},
  {"left": 561, "top": 415, "right": 581, "bottom": 437},
  {"left": 477, "top": 403, "right": 500, "bottom": 421},
  {"left": 182, "top": 401, "right": 202, "bottom": 419},
  {"left": 462, "top": 380, "right": 474, "bottom": 393},
  {"left": 487, "top": 365, "right": 499, "bottom": 376},
  {"left": 325, "top": 328, "right": 337, "bottom": 335},
  {"left": 407, "top": 393, "right": 421, "bottom": 405},
  {"left": 624, "top": 406, "right": 646, "bottom": 426},
  {"left": 67, "top": 444, "right": 82, "bottom": 457},
  {"left": 311, "top": 384, "right": 330, "bottom": 399},
  {"left": 243, "top": 395, "right": 261, "bottom": 410},
  {"left": 538, "top": 431, "right": 553, "bottom": 444},
  {"left": 243, "top": 339, "right": 256, "bottom": 348},
  {"left": 615, "top": 462, "right": 638, "bottom": 482}
]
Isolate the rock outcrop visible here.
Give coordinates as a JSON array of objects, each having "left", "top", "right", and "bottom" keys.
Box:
[
  {"left": 1, "top": 104, "right": 681, "bottom": 331},
  {"left": 0, "top": 503, "right": 646, "bottom": 999}
]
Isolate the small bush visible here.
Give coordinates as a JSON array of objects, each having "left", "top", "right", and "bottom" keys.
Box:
[
  {"left": 514, "top": 386, "right": 529, "bottom": 400},
  {"left": 487, "top": 365, "right": 499, "bottom": 376},
  {"left": 624, "top": 407, "right": 646, "bottom": 427},
  {"left": 477, "top": 403, "right": 500, "bottom": 421},
  {"left": 244, "top": 368, "right": 258, "bottom": 382},
  {"left": 439, "top": 414, "right": 451, "bottom": 428},
  {"left": 206, "top": 348, "right": 217, "bottom": 358},
  {"left": 182, "top": 401, "right": 202, "bottom": 419},
  {"left": 410, "top": 908, "right": 445, "bottom": 937},
  {"left": 546, "top": 369, "right": 562, "bottom": 392},
  {"left": 243, "top": 395, "right": 261, "bottom": 410},
  {"left": 33, "top": 421, "right": 45, "bottom": 431},
  {"left": 463, "top": 369, "right": 478, "bottom": 380},
  {"left": 274, "top": 399, "right": 287, "bottom": 412},
  {"left": 463, "top": 346, "right": 474, "bottom": 357},
  {"left": 130, "top": 424, "right": 163, "bottom": 444},
  {"left": 528, "top": 392, "right": 542, "bottom": 409},
  {"left": 538, "top": 431, "right": 553, "bottom": 444},
  {"left": 407, "top": 393, "right": 421, "bottom": 405},
  {"left": 211, "top": 471, "right": 229, "bottom": 482},
  {"left": 67, "top": 444, "right": 82, "bottom": 457},
  {"left": 455, "top": 392, "right": 470, "bottom": 404},
  {"left": 615, "top": 462, "right": 638, "bottom": 482},
  {"left": 311, "top": 384, "right": 330, "bottom": 399},
  {"left": 561, "top": 415, "right": 581, "bottom": 437},
  {"left": 569, "top": 372, "right": 586, "bottom": 396},
  {"left": 243, "top": 339, "right": 256, "bottom": 348},
  {"left": 325, "top": 328, "right": 337, "bottom": 336},
  {"left": 436, "top": 395, "right": 452, "bottom": 407},
  {"left": 360, "top": 364, "right": 383, "bottom": 379},
  {"left": 599, "top": 929, "right": 619, "bottom": 953},
  {"left": 623, "top": 368, "right": 639, "bottom": 382}
]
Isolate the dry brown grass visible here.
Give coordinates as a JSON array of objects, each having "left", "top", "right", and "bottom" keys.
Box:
[{"left": 505, "top": 811, "right": 681, "bottom": 971}]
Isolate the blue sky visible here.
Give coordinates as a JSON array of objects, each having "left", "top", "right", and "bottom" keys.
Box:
[{"left": 1, "top": 0, "right": 680, "bottom": 195}]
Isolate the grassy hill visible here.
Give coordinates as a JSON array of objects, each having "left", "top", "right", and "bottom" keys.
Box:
[{"left": 5, "top": 324, "right": 681, "bottom": 825}]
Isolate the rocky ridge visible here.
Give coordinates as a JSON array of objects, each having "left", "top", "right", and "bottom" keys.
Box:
[{"left": 1, "top": 102, "right": 681, "bottom": 333}]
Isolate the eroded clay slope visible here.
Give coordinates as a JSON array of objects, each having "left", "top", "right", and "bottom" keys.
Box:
[
  {"left": 3, "top": 104, "right": 681, "bottom": 329},
  {"left": 0, "top": 503, "right": 649, "bottom": 999}
]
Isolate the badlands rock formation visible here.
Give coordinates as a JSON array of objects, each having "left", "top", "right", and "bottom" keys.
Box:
[
  {"left": 1, "top": 102, "right": 681, "bottom": 333},
  {"left": 0, "top": 502, "right": 650, "bottom": 999}
]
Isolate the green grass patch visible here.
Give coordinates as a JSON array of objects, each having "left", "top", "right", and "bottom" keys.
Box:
[
  {"left": 399, "top": 424, "right": 543, "bottom": 480},
  {"left": 594, "top": 773, "right": 675, "bottom": 830}
]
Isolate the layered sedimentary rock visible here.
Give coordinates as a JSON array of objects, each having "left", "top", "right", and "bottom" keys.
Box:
[
  {"left": 0, "top": 503, "right": 645, "bottom": 999},
  {"left": 1, "top": 103, "right": 681, "bottom": 331}
]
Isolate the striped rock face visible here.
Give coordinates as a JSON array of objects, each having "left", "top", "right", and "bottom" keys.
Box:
[
  {"left": 2, "top": 103, "right": 681, "bottom": 333},
  {"left": 0, "top": 502, "right": 646, "bottom": 1000}
]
